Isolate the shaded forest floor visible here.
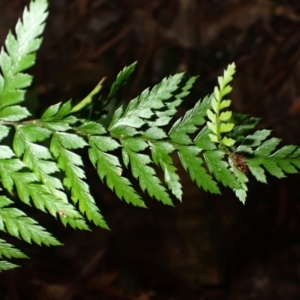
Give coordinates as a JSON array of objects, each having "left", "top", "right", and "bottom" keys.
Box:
[{"left": 1, "top": 0, "right": 300, "bottom": 299}]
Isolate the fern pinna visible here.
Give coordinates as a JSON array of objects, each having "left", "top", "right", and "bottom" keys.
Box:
[{"left": 0, "top": 0, "right": 300, "bottom": 271}]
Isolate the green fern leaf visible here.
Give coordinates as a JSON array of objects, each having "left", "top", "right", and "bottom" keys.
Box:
[
  {"left": 41, "top": 120, "right": 74, "bottom": 132},
  {"left": 272, "top": 145, "right": 298, "bottom": 158},
  {"left": 229, "top": 113, "right": 261, "bottom": 143},
  {"left": 194, "top": 126, "right": 217, "bottom": 151},
  {"left": 155, "top": 75, "right": 198, "bottom": 122},
  {"left": 150, "top": 141, "right": 182, "bottom": 200},
  {"left": 77, "top": 122, "right": 106, "bottom": 135},
  {"left": 0, "top": 0, "right": 47, "bottom": 109},
  {"left": 12, "top": 125, "right": 89, "bottom": 229},
  {"left": 0, "top": 196, "right": 61, "bottom": 246},
  {"left": 41, "top": 102, "right": 61, "bottom": 119},
  {"left": 40, "top": 101, "right": 76, "bottom": 131},
  {"left": 254, "top": 137, "right": 281, "bottom": 156},
  {"left": 109, "top": 62, "right": 137, "bottom": 97},
  {"left": 0, "top": 158, "right": 25, "bottom": 193},
  {"left": 0, "top": 105, "right": 30, "bottom": 121},
  {"left": 232, "top": 169, "right": 248, "bottom": 204},
  {"left": 178, "top": 145, "right": 220, "bottom": 194},
  {"left": 55, "top": 132, "right": 88, "bottom": 150},
  {"left": 246, "top": 158, "right": 267, "bottom": 183},
  {"left": 122, "top": 138, "right": 173, "bottom": 205},
  {"left": 89, "top": 136, "right": 146, "bottom": 207},
  {"left": 13, "top": 124, "right": 51, "bottom": 156},
  {"left": 169, "top": 95, "right": 211, "bottom": 145},
  {"left": 236, "top": 129, "right": 271, "bottom": 154},
  {"left": 246, "top": 141, "right": 300, "bottom": 181},
  {"left": 176, "top": 76, "right": 198, "bottom": 99},
  {"left": 1, "top": 158, "right": 76, "bottom": 222},
  {"left": 50, "top": 133, "right": 108, "bottom": 229},
  {"left": 57, "top": 100, "right": 73, "bottom": 117},
  {"left": 0, "top": 260, "right": 19, "bottom": 272},
  {"left": 0, "top": 146, "right": 15, "bottom": 159},
  {"left": 2, "top": 0, "right": 300, "bottom": 271},
  {"left": 0, "top": 238, "right": 27, "bottom": 259},
  {"left": 0, "top": 125, "right": 10, "bottom": 142},
  {"left": 204, "top": 150, "right": 241, "bottom": 190},
  {"left": 142, "top": 127, "right": 167, "bottom": 139},
  {"left": 109, "top": 73, "right": 185, "bottom": 137},
  {"left": 206, "top": 63, "right": 236, "bottom": 146},
  {"left": 10, "top": 172, "right": 36, "bottom": 204}
]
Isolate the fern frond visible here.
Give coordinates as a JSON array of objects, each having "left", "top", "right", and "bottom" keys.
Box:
[
  {"left": 50, "top": 132, "right": 108, "bottom": 229},
  {"left": 109, "top": 73, "right": 187, "bottom": 137},
  {"left": 150, "top": 141, "right": 182, "bottom": 200},
  {"left": 236, "top": 129, "right": 271, "bottom": 154},
  {"left": 0, "top": 196, "right": 61, "bottom": 246},
  {"left": 108, "top": 62, "right": 137, "bottom": 98},
  {"left": 40, "top": 100, "right": 77, "bottom": 131},
  {"left": 206, "top": 63, "right": 236, "bottom": 147},
  {"left": 244, "top": 138, "right": 300, "bottom": 183},
  {"left": 178, "top": 145, "right": 220, "bottom": 194},
  {"left": 12, "top": 124, "right": 89, "bottom": 230},
  {"left": 0, "top": 260, "right": 19, "bottom": 272},
  {"left": 0, "top": 238, "right": 26, "bottom": 272},
  {"left": 203, "top": 150, "right": 241, "bottom": 190},
  {"left": 0, "top": 0, "right": 48, "bottom": 110},
  {"left": 169, "top": 95, "right": 211, "bottom": 145},
  {"left": 229, "top": 113, "right": 261, "bottom": 143},
  {"left": 2, "top": 0, "right": 300, "bottom": 274},
  {"left": 122, "top": 138, "right": 173, "bottom": 205},
  {"left": 194, "top": 126, "right": 217, "bottom": 151},
  {"left": 154, "top": 75, "right": 198, "bottom": 123},
  {"left": 0, "top": 239, "right": 27, "bottom": 260},
  {"left": 89, "top": 135, "right": 146, "bottom": 207}
]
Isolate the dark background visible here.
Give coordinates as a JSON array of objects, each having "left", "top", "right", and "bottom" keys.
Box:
[{"left": 1, "top": 0, "right": 300, "bottom": 299}]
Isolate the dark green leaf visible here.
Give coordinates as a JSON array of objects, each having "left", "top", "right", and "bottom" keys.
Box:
[
  {"left": 247, "top": 156, "right": 283, "bottom": 182},
  {"left": 254, "top": 137, "right": 281, "bottom": 156},
  {"left": 169, "top": 96, "right": 211, "bottom": 145},
  {"left": 0, "top": 205, "right": 61, "bottom": 246},
  {"left": 194, "top": 126, "right": 217, "bottom": 151},
  {"left": 90, "top": 147, "right": 146, "bottom": 207},
  {"left": 261, "top": 159, "right": 285, "bottom": 178},
  {"left": 123, "top": 144, "right": 173, "bottom": 206},
  {"left": 0, "top": 238, "right": 27, "bottom": 259},
  {"left": 109, "top": 62, "right": 137, "bottom": 97},
  {"left": 237, "top": 130, "right": 271, "bottom": 153},
  {"left": 230, "top": 113, "right": 260, "bottom": 143},
  {"left": 150, "top": 141, "right": 182, "bottom": 200},
  {"left": 270, "top": 145, "right": 298, "bottom": 158},
  {"left": 204, "top": 150, "right": 241, "bottom": 190},
  {"left": 178, "top": 146, "right": 220, "bottom": 194},
  {"left": 0, "top": 0, "right": 48, "bottom": 109}
]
